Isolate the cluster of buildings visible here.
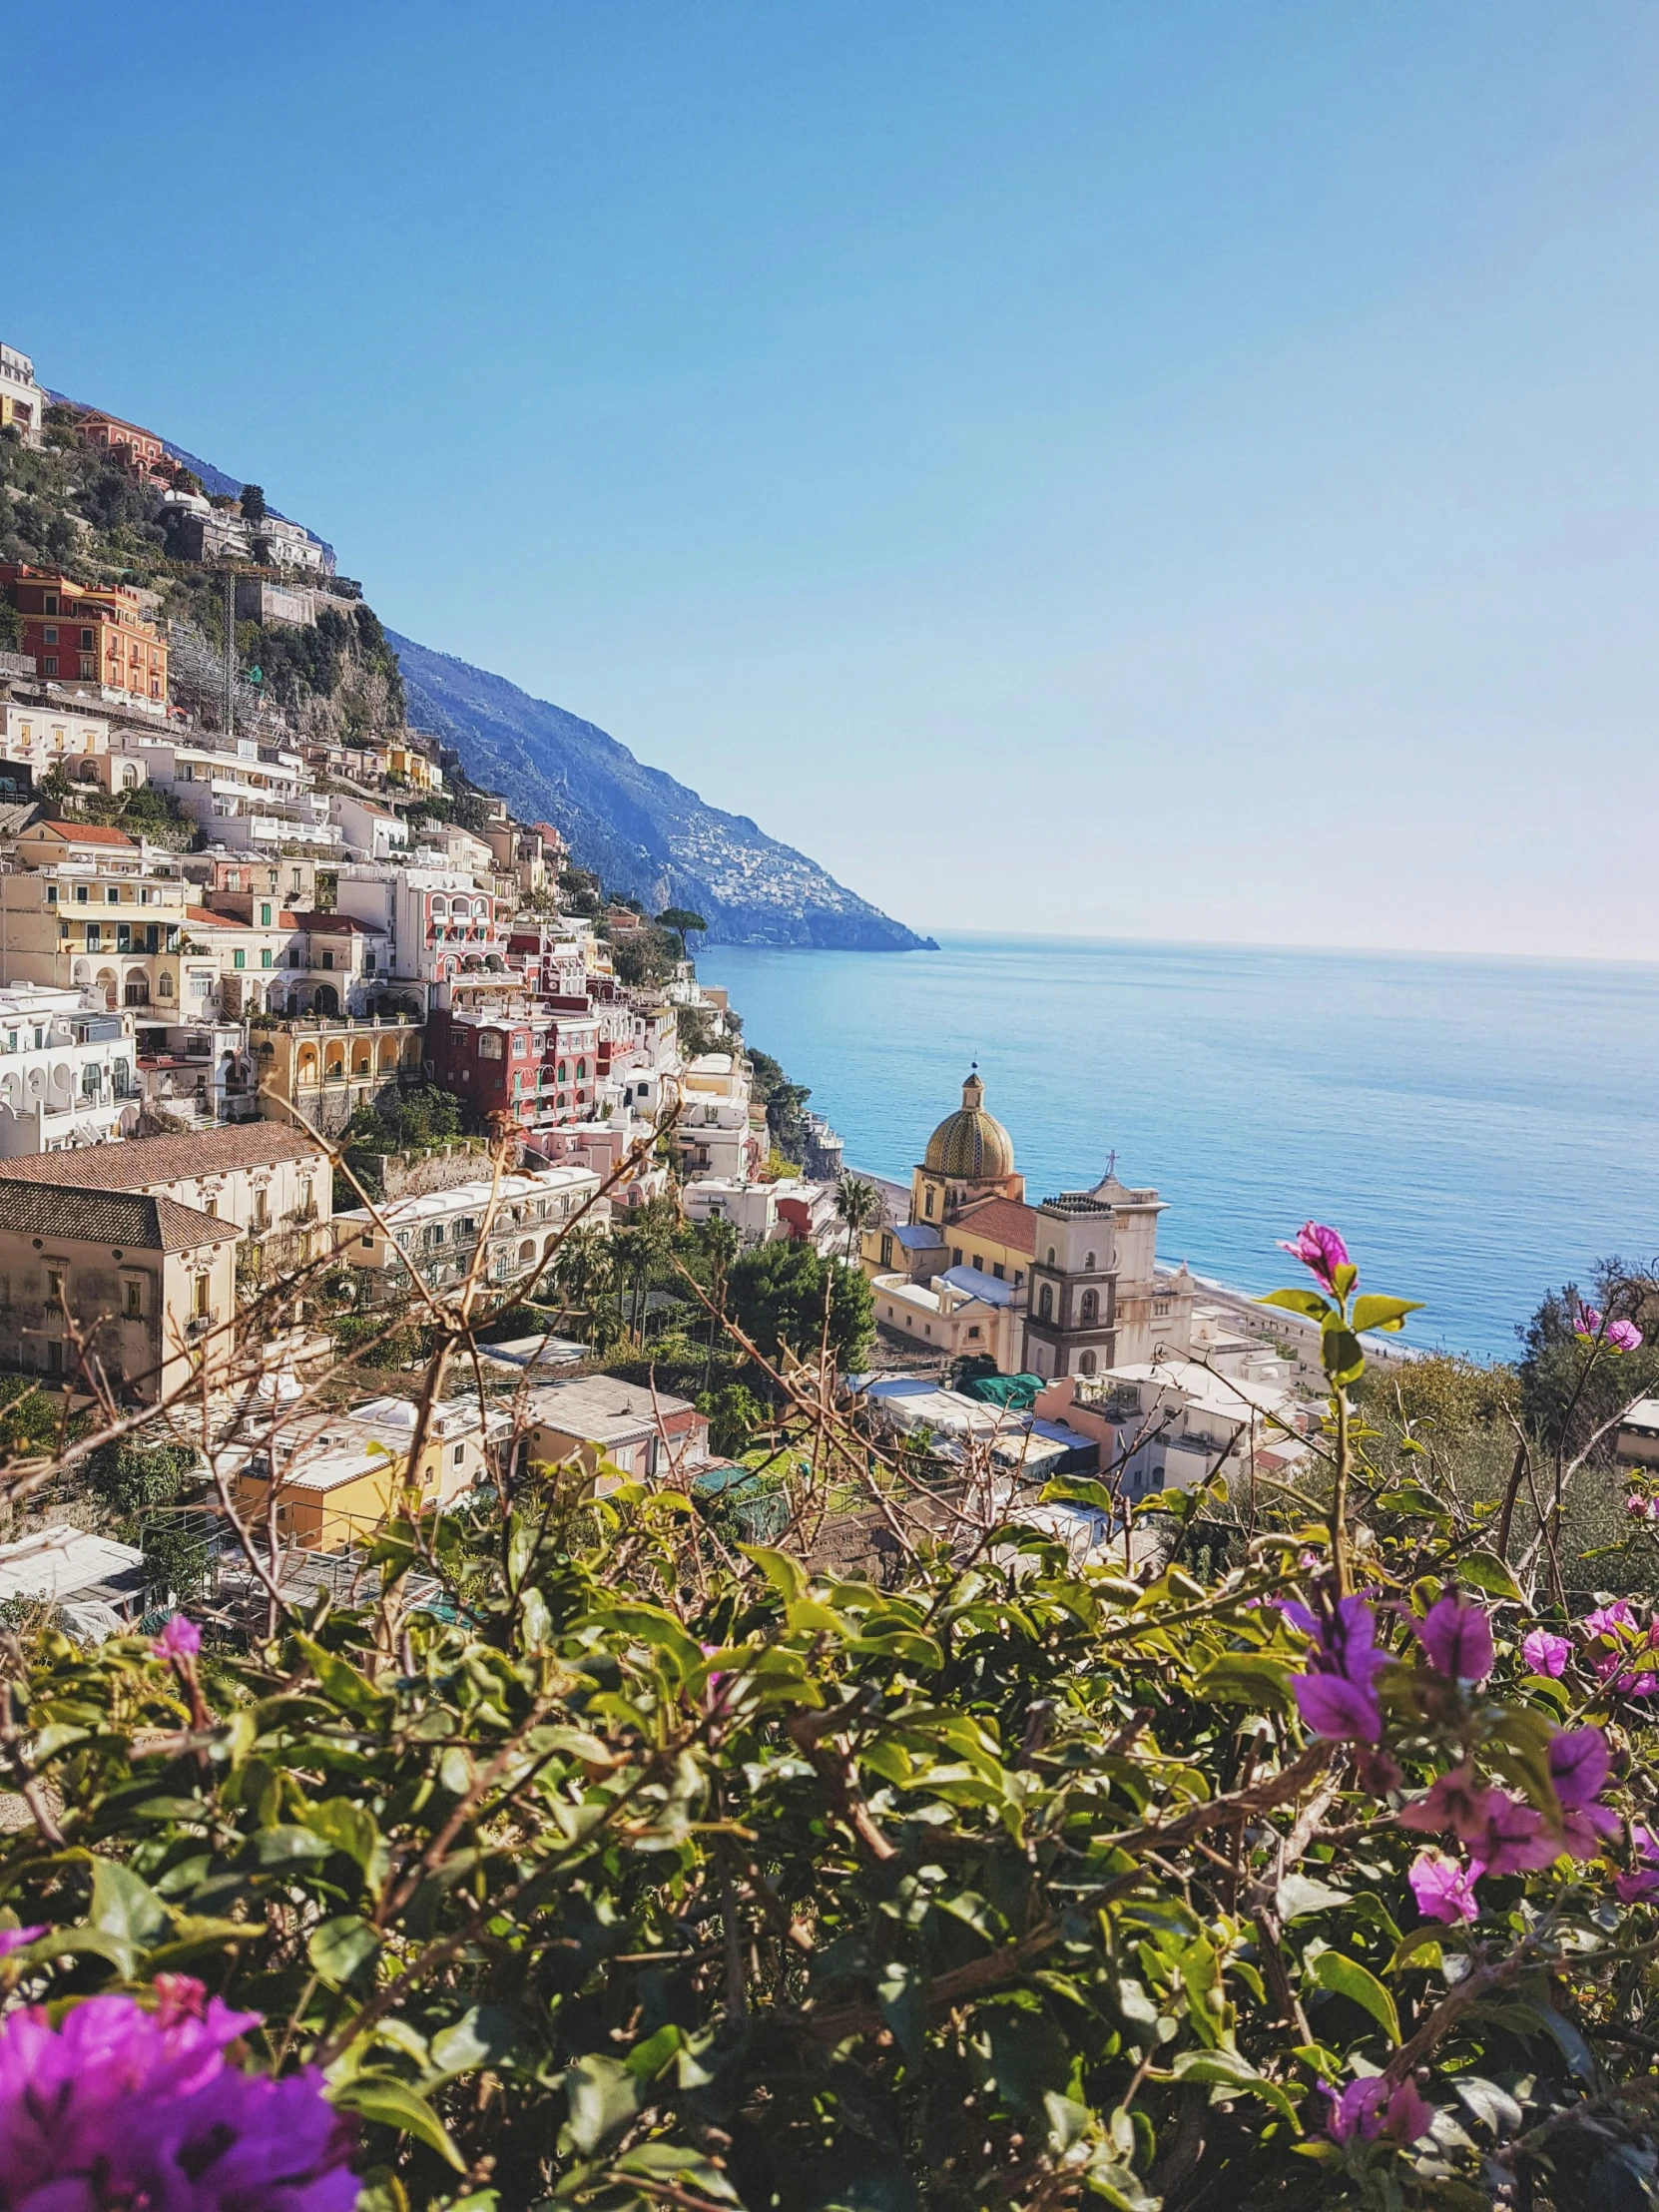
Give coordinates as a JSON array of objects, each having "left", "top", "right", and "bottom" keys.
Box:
[{"left": 852, "top": 1070, "right": 1322, "bottom": 1517}]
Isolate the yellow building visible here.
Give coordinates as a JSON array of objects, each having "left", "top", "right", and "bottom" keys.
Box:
[
  {"left": 385, "top": 742, "right": 443, "bottom": 794},
  {"left": 234, "top": 1394, "right": 500, "bottom": 1553},
  {"left": 253, "top": 1015, "right": 424, "bottom": 1139}
]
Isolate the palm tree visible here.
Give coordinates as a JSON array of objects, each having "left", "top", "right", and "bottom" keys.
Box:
[
  {"left": 695, "top": 1213, "right": 741, "bottom": 1388},
  {"left": 834, "top": 1174, "right": 880, "bottom": 1265},
  {"left": 549, "top": 1225, "right": 611, "bottom": 1338}
]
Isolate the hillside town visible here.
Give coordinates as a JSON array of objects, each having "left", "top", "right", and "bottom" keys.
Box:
[{"left": 0, "top": 333, "right": 1366, "bottom": 1626}]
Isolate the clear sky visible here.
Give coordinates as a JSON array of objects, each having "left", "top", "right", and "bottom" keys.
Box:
[{"left": 11, "top": 3, "right": 1659, "bottom": 958}]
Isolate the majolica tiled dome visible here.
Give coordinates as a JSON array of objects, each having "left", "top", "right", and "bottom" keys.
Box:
[{"left": 924, "top": 1071, "right": 1015, "bottom": 1181}]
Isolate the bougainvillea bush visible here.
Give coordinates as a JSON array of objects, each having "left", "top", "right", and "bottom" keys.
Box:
[{"left": 0, "top": 1231, "right": 1657, "bottom": 2209}]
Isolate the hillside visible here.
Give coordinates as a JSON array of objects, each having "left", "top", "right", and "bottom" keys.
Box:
[{"left": 389, "top": 631, "right": 935, "bottom": 951}]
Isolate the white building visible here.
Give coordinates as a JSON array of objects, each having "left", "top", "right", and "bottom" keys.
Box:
[
  {"left": 680, "top": 1177, "right": 782, "bottom": 1246},
  {"left": 0, "top": 985, "right": 138, "bottom": 1155},
  {"left": 333, "top": 867, "right": 513, "bottom": 999},
  {"left": 0, "top": 343, "right": 46, "bottom": 444},
  {"left": 111, "top": 732, "right": 339, "bottom": 854},
  {"left": 337, "top": 1163, "right": 604, "bottom": 1300},
  {"left": 871, "top": 1263, "right": 1024, "bottom": 1372},
  {"left": 0, "top": 702, "right": 111, "bottom": 776},
  {"left": 332, "top": 793, "right": 409, "bottom": 863}
]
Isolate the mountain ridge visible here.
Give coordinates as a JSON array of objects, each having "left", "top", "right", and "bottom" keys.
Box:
[{"left": 389, "top": 629, "right": 935, "bottom": 951}]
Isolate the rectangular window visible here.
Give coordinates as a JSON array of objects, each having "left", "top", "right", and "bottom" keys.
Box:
[
  {"left": 320, "top": 950, "right": 333, "bottom": 970},
  {"left": 452, "top": 1443, "right": 465, "bottom": 1467},
  {"left": 74, "top": 884, "right": 88, "bottom": 903},
  {"left": 260, "top": 902, "right": 272, "bottom": 925},
  {"left": 84, "top": 923, "right": 100, "bottom": 951},
  {"left": 261, "top": 948, "right": 273, "bottom": 968},
  {"left": 106, "top": 885, "right": 119, "bottom": 902},
  {"left": 42, "top": 626, "right": 57, "bottom": 645},
  {"left": 42, "top": 658, "right": 56, "bottom": 677},
  {"left": 192, "top": 1275, "right": 210, "bottom": 1318},
  {"left": 46, "top": 1270, "right": 63, "bottom": 1301},
  {"left": 234, "top": 949, "right": 246, "bottom": 970},
  {"left": 124, "top": 1278, "right": 143, "bottom": 1320}
]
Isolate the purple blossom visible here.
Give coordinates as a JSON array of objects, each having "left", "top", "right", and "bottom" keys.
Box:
[
  {"left": 1286, "top": 1590, "right": 1388, "bottom": 1743},
  {"left": 1408, "top": 1849, "right": 1479, "bottom": 1926},
  {"left": 1279, "top": 1222, "right": 1353, "bottom": 1296},
  {"left": 1464, "top": 1790, "right": 1558, "bottom": 1878},
  {"left": 1584, "top": 1600, "right": 1637, "bottom": 1639},
  {"left": 0, "top": 1990, "right": 357, "bottom": 2210},
  {"left": 1616, "top": 1824, "right": 1659, "bottom": 1902},
  {"left": 1575, "top": 1304, "right": 1605, "bottom": 1340},
  {"left": 1325, "top": 2075, "right": 1433, "bottom": 2146},
  {"left": 1548, "top": 1727, "right": 1619, "bottom": 1858},
  {"left": 151, "top": 1614, "right": 202, "bottom": 1663},
  {"left": 1294, "top": 1673, "right": 1382, "bottom": 1743},
  {"left": 1608, "top": 1318, "right": 1645, "bottom": 1352},
  {"left": 1396, "top": 1767, "right": 1496, "bottom": 1844},
  {"left": 1521, "top": 1629, "right": 1571, "bottom": 1677},
  {"left": 0, "top": 1925, "right": 43, "bottom": 1959},
  {"left": 1414, "top": 1594, "right": 1493, "bottom": 1684},
  {"left": 1581, "top": 1603, "right": 1659, "bottom": 1696}
]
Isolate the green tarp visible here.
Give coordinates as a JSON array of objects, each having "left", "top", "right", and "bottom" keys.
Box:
[{"left": 962, "top": 1373, "right": 1043, "bottom": 1411}]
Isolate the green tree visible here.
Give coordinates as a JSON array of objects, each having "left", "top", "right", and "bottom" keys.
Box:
[
  {"left": 655, "top": 906, "right": 708, "bottom": 959},
  {"left": 727, "top": 1239, "right": 872, "bottom": 1375},
  {"left": 86, "top": 1436, "right": 196, "bottom": 1518},
  {"left": 0, "top": 1377, "right": 58, "bottom": 1459},
  {"left": 239, "top": 483, "right": 268, "bottom": 524},
  {"left": 695, "top": 1379, "right": 765, "bottom": 1457},
  {"left": 833, "top": 1172, "right": 880, "bottom": 1262}
]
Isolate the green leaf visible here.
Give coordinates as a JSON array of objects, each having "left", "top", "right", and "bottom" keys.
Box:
[
  {"left": 430, "top": 2007, "right": 518, "bottom": 2076},
  {"left": 613, "top": 2144, "right": 741, "bottom": 2203},
  {"left": 336, "top": 2077, "right": 464, "bottom": 2170},
  {"left": 1311, "top": 1948, "right": 1399, "bottom": 2043},
  {"left": 563, "top": 2051, "right": 644, "bottom": 2155},
  {"left": 91, "top": 1860, "right": 168, "bottom": 1975},
  {"left": 303, "top": 1798, "right": 379, "bottom": 1871},
  {"left": 1320, "top": 1328, "right": 1366, "bottom": 1385},
  {"left": 294, "top": 1636, "right": 393, "bottom": 1722},
  {"left": 1350, "top": 1295, "right": 1425, "bottom": 1335},
  {"left": 254, "top": 1825, "right": 332, "bottom": 1869},
  {"left": 738, "top": 1543, "right": 807, "bottom": 1603},
  {"left": 1453, "top": 1552, "right": 1525, "bottom": 1604},
  {"left": 1277, "top": 1873, "right": 1353, "bottom": 1921},
  {"left": 1195, "top": 1653, "right": 1295, "bottom": 1715},
  {"left": 1258, "top": 1288, "right": 1332, "bottom": 1321},
  {"left": 876, "top": 1959, "right": 927, "bottom": 2065},
  {"left": 1170, "top": 2047, "right": 1301, "bottom": 2126},
  {"left": 308, "top": 1915, "right": 380, "bottom": 1989}
]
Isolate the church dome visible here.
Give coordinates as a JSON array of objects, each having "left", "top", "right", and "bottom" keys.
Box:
[{"left": 924, "top": 1071, "right": 1016, "bottom": 1181}]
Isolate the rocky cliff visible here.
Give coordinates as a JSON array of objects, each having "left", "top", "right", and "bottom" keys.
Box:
[{"left": 389, "top": 632, "right": 935, "bottom": 952}]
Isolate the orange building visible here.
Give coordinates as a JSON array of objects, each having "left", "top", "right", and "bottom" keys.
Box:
[
  {"left": 0, "top": 564, "right": 168, "bottom": 708},
  {"left": 75, "top": 411, "right": 167, "bottom": 472}
]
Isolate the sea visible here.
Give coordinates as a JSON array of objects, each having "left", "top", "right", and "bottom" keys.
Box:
[{"left": 696, "top": 933, "right": 1659, "bottom": 1366}]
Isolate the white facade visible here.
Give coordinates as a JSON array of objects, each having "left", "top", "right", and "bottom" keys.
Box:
[
  {"left": 337, "top": 1164, "right": 604, "bottom": 1298},
  {"left": 680, "top": 1177, "right": 781, "bottom": 1246},
  {"left": 0, "top": 985, "right": 137, "bottom": 1155},
  {"left": 0, "top": 703, "right": 110, "bottom": 770},
  {"left": 332, "top": 792, "right": 409, "bottom": 862},
  {"left": 334, "top": 867, "right": 510, "bottom": 990},
  {"left": 0, "top": 343, "right": 46, "bottom": 444},
  {"left": 112, "top": 732, "right": 339, "bottom": 854}
]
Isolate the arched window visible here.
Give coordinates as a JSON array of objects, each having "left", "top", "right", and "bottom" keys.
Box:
[
  {"left": 1046, "top": 1246, "right": 1056, "bottom": 1267},
  {"left": 1084, "top": 1251, "right": 1096, "bottom": 1272},
  {"left": 1038, "top": 1284, "right": 1053, "bottom": 1322},
  {"left": 557, "top": 1060, "right": 568, "bottom": 1082},
  {"left": 575, "top": 1058, "right": 587, "bottom": 1080},
  {"left": 1079, "top": 1351, "right": 1097, "bottom": 1376},
  {"left": 429, "top": 897, "right": 447, "bottom": 919},
  {"left": 924, "top": 1188, "right": 934, "bottom": 1219},
  {"left": 1080, "top": 1289, "right": 1098, "bottom": 1327}
]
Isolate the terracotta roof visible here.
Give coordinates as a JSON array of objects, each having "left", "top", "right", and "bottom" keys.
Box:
[
  {"left": 290, "top": 911, "right": 385, "bottom": 935},
  {"left": 0, "top": 1184, "right": 238, "bottom": 1253},
  {"left": 0, "top": 1124, "right": 323, "bottom": 1192},
  {"left": 30, "top": 821, "right": 136, "bottom": 847},
  {"left": 947, "top": 1196, "right": 1038, "bottom": 1255}
]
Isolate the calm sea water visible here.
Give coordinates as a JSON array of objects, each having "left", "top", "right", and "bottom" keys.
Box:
[{"left": 697, "top": 934, "right": 1659, "bottom": 1364}]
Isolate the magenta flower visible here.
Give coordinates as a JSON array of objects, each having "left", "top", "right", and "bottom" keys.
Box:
[
  {"left": 0, "top": 1990, "right": 357, "bottom": 2210},
  {"left": 1325, "top": 2075, "right": 1433, "bottom": 2145},
  {"left": 1397, "top": 1767, "right": 1497, "bottom": 1843},
  {"left": 1584, "top": 1600, "right": 1637, "bottom": 1638},
  {"left": 1414, "top": 1594, "right": 1493, "bottom": 1684},
  {"left": 1548, "top": 1726, "right": 1618, "bottom": 1858},
  {"left": 1464, "top": 1790, "right": 1558, "bottom": 1878},
  {"left": 1285, "top": 1590, "right": 1388, "bottom": 1743},
  {"left": 1608, "top": 1318, "right": 1644, "bottom": 1352},
  {"left": 1522, "top": 1628, "right": 1571, "bottom": 1677},
  {"left": 1616, "top": 1824, "right": 1659, "bottom": 1902},
  {"left": 151, "top": 1614, "right": 202, "bottom": 1663},
  {"left": 1279, "top": 1222, "right": 1353, "bottom": 1296},
  {"left": 1408, "top": 1849, "right": 1479, "bottom": 1925},
  {"left": 1575, "top": 1304, "right": 1604, "bottom": 1340},
  {"left": 0, "top": 1925, "right": 44, "bottom": 1959}
]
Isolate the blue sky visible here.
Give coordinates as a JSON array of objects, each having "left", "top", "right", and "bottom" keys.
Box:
[{"left": 12, "top": 3, "right": 1659, "bottom": 957}]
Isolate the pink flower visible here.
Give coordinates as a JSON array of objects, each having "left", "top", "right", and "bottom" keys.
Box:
[
  {"left": 1415, "top": 1594, "right": 1493, "bottom": 1684},
  {"left": 1608, "top": 1319, "right": 1645, "bottom": 1352},
  {"left": 1548, "top": 1726, "right": 1618, "bottom": 1857},
  {"left": 1325, "top": 2075, "right": 1433, "bottom": 2145},
  {"left": 1616, "top": 1825, "right": 1659, "bottom": 1901},
  {"left": 151, "top": 1614, "right": 202, "bottom": 1663},
  {"left": 1295, "top": 1673, "right": 1382, "bottom": 1743},
  {"left": 1575, "top": 1305, "right": 1604, "bottom": 1340},
  {"left": 1464, "top": 1790, "right": 1558, "bottom": 1878},
  {"left": 0, "top": 1989, "right": 357, "bottom": 2210},
  {"left": 0, "top": 1925, "right": 44, "bottom": 1958},
  {"left": 1397, "top": 1766, "right": 1496, "bottom": 1843},
  {"left": 1522, "top": 1629, "right": 1571, "bottom": 1677},
  {"left": 1408, "top": 1849, "right": 1479, "bottom": 1925},
  {"left": 1584, "top": 1600, "right": 1637, "bottom": 1639},
  {"left": 1279, "top": 1222, "right": 1353, "bottom": 1296}
]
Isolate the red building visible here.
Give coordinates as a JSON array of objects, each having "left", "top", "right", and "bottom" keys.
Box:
[
  {"left": 76, "top": 411, "right": 167, "bottom": 471},
  {"left": 0, "top": 563, "right": 168, "bottom": 706},
  {"left": 427, "top": 1002, "right": 603, "bottom": 1132}
]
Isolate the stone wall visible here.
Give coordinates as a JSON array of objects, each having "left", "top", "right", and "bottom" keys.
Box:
[{"left": 372, "top": 1139, "right": 521, "bottom": 1201}]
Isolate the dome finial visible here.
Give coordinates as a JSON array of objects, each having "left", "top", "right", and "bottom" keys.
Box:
[{"left": 962, "top": 1065, "right": 983, "bottom": 1110}]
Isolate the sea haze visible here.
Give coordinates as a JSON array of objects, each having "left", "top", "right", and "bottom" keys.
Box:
[{"left": 695, "top": 934, "right": 1659, "bottom": 1365}]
